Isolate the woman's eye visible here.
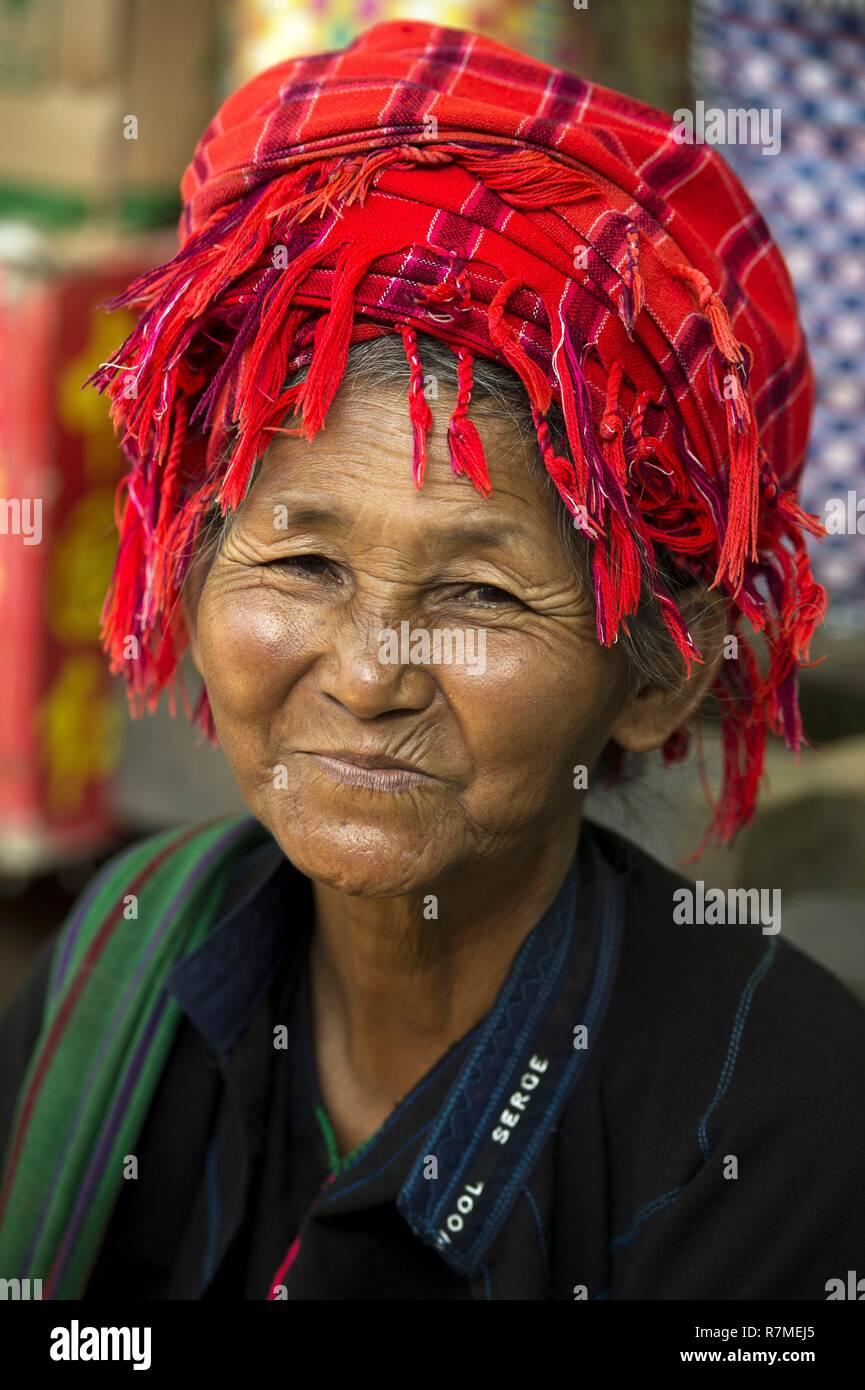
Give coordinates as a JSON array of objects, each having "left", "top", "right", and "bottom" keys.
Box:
[
  {"left": 460, "top": 583, "right": 520, "bottom": 606},
  {"left": 271, "top": 553, "right": 336, "bottom": 578}
]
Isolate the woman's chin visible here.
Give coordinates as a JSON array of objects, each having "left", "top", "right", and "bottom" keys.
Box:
[
  {"left": 268, "top": 817, "right": 452, "bottom": 898},
  {"left": 248, "top": 763, "right": 461, "bottom": 896}
]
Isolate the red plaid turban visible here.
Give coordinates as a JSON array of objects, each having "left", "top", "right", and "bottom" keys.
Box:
[{"left": 91, "top": 19, "right": 826, "bottom": 847}]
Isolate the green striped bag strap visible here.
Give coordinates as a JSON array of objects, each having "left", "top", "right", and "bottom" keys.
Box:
[{"left": 0, "top": 812, "right": 267, "bottom": 1299}]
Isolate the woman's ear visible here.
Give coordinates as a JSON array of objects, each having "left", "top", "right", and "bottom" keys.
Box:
[{"left": 608, "top": 589, "right": 728, "bottom": 755}]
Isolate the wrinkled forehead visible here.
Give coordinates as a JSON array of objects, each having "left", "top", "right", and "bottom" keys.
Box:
[{"left": 241, "top": 378, "right": 563, "bottom": 550}]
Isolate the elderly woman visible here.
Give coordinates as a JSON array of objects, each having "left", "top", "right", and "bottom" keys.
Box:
[{"left": 1, "top": 21, "right": 864, "bottom": 1303}]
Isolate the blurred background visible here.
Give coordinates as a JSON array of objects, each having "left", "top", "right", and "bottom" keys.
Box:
[{"left": 0, "top": 0, "right": 862, "bottom": 1009}]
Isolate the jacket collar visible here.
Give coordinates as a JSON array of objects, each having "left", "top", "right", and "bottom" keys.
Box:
[{"left": 166, "top": 832, "right": 305, "bottom": 1063}]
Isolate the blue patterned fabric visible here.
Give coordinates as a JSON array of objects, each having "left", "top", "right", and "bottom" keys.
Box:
[{"left": 695, "top": 0, "right": 865, "bottom": 611}]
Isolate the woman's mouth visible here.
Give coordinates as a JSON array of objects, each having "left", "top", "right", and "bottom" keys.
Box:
[{"left": 303, "top": 751, "right": 438, "bottom": 793}]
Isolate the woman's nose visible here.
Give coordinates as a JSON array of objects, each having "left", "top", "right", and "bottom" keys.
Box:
[{"left": 313, "top": 613, "right": 436, "bottom": 718}]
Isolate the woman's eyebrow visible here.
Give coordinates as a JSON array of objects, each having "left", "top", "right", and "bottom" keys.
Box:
[
  {"left": 271, "top": 503, "right": 339, "bottom": 531},
  {"left": 429, "top": 521, "right": 529, "bottom": 551},
  {"left": 270, "top": 502, "right": 529, "bottom": 551}
]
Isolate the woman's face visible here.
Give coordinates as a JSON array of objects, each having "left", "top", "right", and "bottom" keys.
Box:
[{"left": 190, "top": 380, "right": 635, "bottom": 896}]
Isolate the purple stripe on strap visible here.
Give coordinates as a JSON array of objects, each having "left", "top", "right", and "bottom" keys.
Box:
[
  {"left": 44, "top": 991, "right": 170, "bottom": 1299},
  {"left": 50, "top": 844, "right": 140, "bottom": 1006}
]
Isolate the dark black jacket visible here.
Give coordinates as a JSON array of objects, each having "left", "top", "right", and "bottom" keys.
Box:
[{"left": 2, "top": 819, "right": 864, "bottom": 1300}]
